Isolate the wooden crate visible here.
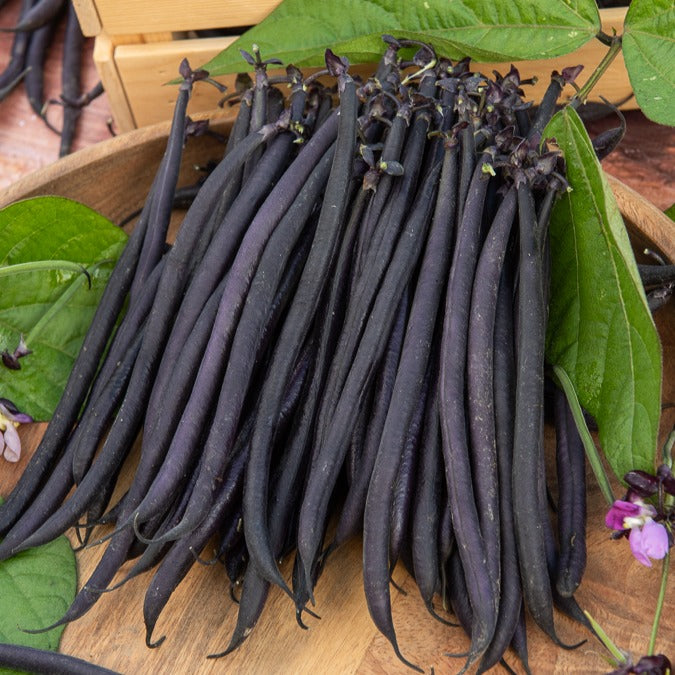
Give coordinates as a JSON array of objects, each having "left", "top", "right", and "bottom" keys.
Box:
[{"left": 72, "top": 1, "right": 634, "bottom": 133}]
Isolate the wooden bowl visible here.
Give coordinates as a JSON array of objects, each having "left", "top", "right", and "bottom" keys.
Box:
[{"left": 0, "top": 119, "right": 673, "bottom": 674}]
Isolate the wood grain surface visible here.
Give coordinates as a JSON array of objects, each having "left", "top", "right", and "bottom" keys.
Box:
[{"left": 0, "top": 3, "right": 674, "bottom": 671}]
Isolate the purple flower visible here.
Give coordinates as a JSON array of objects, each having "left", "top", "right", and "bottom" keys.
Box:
[
  {"left": 606, "top": 496, "right": 669, "bottom": 567},
  {"left": 0, "top": 398, "right": 32, "bottom": 463},
  {"left": 629, "top": 519, "right": 669, "bottom": 568},
  {"left": 605, "top": 498, "right": 656, "bottom": 530}
]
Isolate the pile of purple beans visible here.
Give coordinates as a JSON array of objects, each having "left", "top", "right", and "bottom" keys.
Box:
[{"left": 1, "top": 38, "right": 605, "bottom": 673}]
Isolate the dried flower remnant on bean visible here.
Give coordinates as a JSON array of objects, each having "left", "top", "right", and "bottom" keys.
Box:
[{"left": 1, "top": 334, "right": 32, "bottom": 370}]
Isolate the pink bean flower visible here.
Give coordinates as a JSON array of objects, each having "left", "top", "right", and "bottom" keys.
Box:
[
  {"left": 0, "top": 398, "right": 33, "bottom": 463},
  {"left": 605, "top": 495, "right": 669, "bottom": 567},
  {"left": 628, "top": 519, "right": 669, "bottom": 567}
]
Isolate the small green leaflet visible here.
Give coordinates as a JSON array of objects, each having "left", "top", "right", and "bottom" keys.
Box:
[
  {"left": 0, "top": 197, "right": 127, "bottom": 421},
  {"left": 623, "top": 0, "right": 675, "bottom": 126},
  {"left": 0, "top": 497, "right": 77, "bottom": 675},
  {"left": 544, "top": 107, "right": 662, "bottom": 482},
  {"left": 665, "top": 203, "right": 675, "bottom": 222},
  {"left": 201, "top": 0, "right": 600, "bottom": 76}
]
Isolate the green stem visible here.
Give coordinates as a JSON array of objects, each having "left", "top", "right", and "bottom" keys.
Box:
[
  {"left": 584, "top": 610, "right": 627, "bottom": 666},
  {"left": 401, "top": 56, "right": 437, "bottom": 87},
  {"left": 24, "top": 261, "right": 110, "bottom": 346},
  {"left": 648, "top": 548, "right": 670, "bottom": 655},
  {"left": 662, "top": 429, "right": 674, "bottom": 509},
  {"left": 0, "top": 260, "right": 90, "bottom": 279},
  {"left": 571, "top": 35, "right": 623, "bottom": 106},
  {"left": 553, "top": 364, "right": 615, "bottom": 506},
  {"left": 663, "top": 427, "right": 674, "bottom": 468}
]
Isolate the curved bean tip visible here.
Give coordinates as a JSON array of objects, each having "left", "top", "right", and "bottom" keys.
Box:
[
  {"left": 299, "top": 559, "right": 316, "bottom": 607},
  {"left": 444, "top": 649, "right": 470, "bottom": 659},
  {"left": 145, "top": 631, "right": 166, "bottom": 649},
  {"left": 185, "top": 118, "right": 210, "bottom": 139},
  {"left": 229, "top": 584, "right": 241, "bottom": 605},
  {"left": 19, "top": 614, "right": 66, "bottom": 635},
  {"left": 131, "top": 512, "right": 155, "bottom": 545},
  {"left": 554, "top": 635, "right": 587, "bottom": 651},
  {"left": 84, "top": 523, "right": 123, "bottom": 548},
  {"left": 494, "top": 657, "right": 519, "bottom": 675},
  {"left": 389, "top": 575, "right": 408, "bottom": 595},
  {"left": 1, "top": 350, "right": 21, "bottom": 370},
  {"left": 207, "top": 633, "right": 247, "bottom": 660},
  {"left": 295, "top": 608, "right": 310, "bottom": 630},
  {"left": 192, "top": 546, "right": 220, "bottom": 567},
  {"left": 425, "top": 602, "right": 458, "bottom": 627},
  {"left": 298, "top": 602, "right": 321, "bottom": 624},
  {"left": 392, "top": 643, "right": 424, "bottom": 674}
]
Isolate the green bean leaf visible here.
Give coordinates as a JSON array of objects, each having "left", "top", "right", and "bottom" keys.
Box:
[
  {"left": 623, "top": 0, "right": 675, "bottom": 126},
  {"left": 544, "top": 107, "right": 662, "bottom": 482},
  {"left": 201, "top": 0, "right": 600, "bottom": 75},
  {"left": 0, "top": 197, "right": 127, "bottom": 421},
  {"left": 0, "top": 496, "right": 77, "bottom": 673}
]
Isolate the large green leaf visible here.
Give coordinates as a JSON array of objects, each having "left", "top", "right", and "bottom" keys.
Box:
[
  {"left": 623, "top": 0, "right": 675, "bottom": 126},
  {"left": 0, "top": 496, "right": 77, "bottom": 675},
  {"left": 201, "top": 0, "right": 599, "bottom": 75},
  {"left": 0, "top": 197, "right": 127, "bottom": 421},
  {"left": 544, "top": 107, "right": 662, "bottom": 481}
]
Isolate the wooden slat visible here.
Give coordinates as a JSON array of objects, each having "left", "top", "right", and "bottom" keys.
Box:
[
  {"left": 71, "top": 0, "right": 102, "bottom": 37},
  {"left": 89, "top": 0, "right": 283, "bottom": 35},
  {"left": 92, "top": 32, "right": 136, "bottom": 132},
  {"left": 113, "top": 36, "right": 239, "bottom": 129}
]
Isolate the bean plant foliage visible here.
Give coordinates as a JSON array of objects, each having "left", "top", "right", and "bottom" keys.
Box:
[
  {"left": 0, "top": 197, "right": 127, "bottom": 421},
  {"left": 201, "top": 0, "right": 674, "bottom": 125},
  {"left": 622, "top": 0, "right": 675, "bottom": 126},
  {"left": 544, "top": 107, "right": 662, "bottom": 480},
  {"left": 0, "top": 497, "right": 77, "bottom": 671},
  {"left": 202, "top": 0, "right": 599, "bottom": 70}
]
